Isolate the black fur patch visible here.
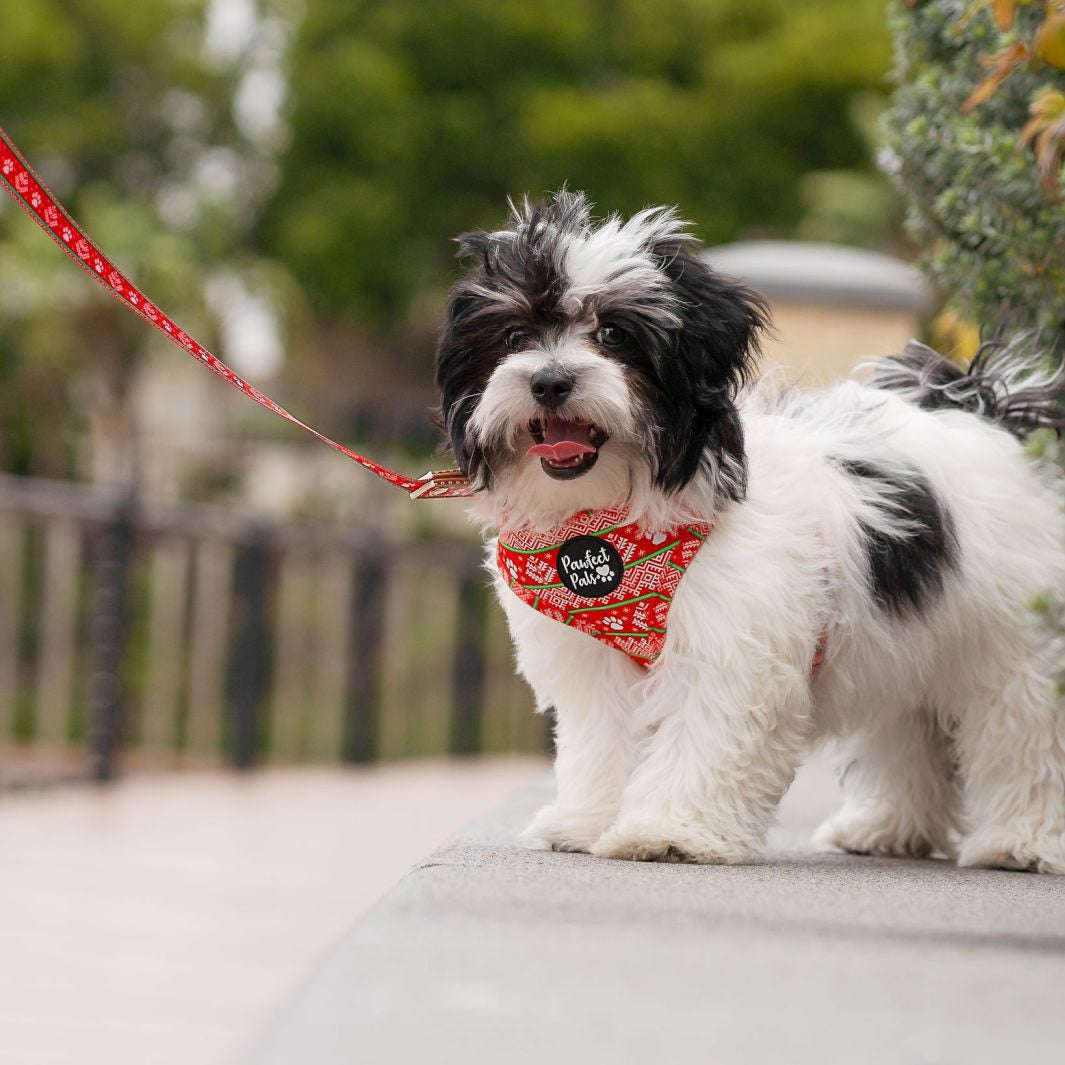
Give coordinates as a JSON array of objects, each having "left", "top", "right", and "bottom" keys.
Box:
[
  {"left": 640, "top": 244, "right": 768, "bottom": 496},
  {"left": 839, "top": 460, "right": 958, "bottom": 617}
]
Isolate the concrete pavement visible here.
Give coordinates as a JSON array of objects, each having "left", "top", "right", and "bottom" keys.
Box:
[
  {"left": 248, "top": 752, "right": 1065, "bottom": 1064},
  {"left": 0, "top": 756, "right": 547, "bottom": 1065}
]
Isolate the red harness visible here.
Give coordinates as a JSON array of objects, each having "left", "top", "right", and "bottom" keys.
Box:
[
  {"left": 498, "top": 508, "right": 712, "bottom": 668},
  {"left": 499, "top": 507, "right": 830, "bottom": 673}
]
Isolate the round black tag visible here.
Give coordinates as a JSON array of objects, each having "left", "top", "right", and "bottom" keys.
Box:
[{"left": 555, "top": 536, "right": 624, "bottom": 598}]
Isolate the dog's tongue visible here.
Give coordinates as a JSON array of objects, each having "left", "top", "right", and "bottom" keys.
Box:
[{"left": 526, "top": 419, "right": 597, "bottom": 461}]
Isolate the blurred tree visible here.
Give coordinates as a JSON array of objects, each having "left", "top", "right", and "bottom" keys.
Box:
[
  {"left": 884, "top": 0, "right": 1065, "bottom": 335},
  {"left": 796, "top": 93, "right": 905, "bottom": 249},
  {"left": 259, "top": 0, "right": 893, "bottom": 339},
  {"left": 0, "top": 0, "right": 302, "bottom": 482},
  {"left": 1, "top": 0, "right": 900, "bottom": 488}
]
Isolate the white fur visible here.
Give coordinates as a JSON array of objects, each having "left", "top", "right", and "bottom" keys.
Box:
[
  {"left": 483, "top": 373, "right": 1065, "bottom": 873},
  {"left": 560, "top": 205, "right": 690, "bottom": 318}
]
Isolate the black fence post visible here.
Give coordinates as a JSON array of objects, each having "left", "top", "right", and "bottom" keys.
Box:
[
  {"left": 449, "top": 570, "right": 487, "bottom": 755},
  {"left": 87, "top": 496, "right": 135, "bottom": 782},
  {"left": 226, "top": 531, "right": 272, "bottom": 770},
  {"left": 343, "top": 550, "right": 387, "bottom": 764}
]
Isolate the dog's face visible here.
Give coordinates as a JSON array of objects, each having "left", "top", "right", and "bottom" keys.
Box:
[{"left": 435, "top": 191, "right": 767, "bottom": 521}]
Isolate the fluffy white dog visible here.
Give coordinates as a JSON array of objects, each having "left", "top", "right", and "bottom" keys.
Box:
[{"left": 434, "top": 190, "right": 1065, "bottom": 873}]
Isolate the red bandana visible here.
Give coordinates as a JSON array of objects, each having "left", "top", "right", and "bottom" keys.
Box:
[{"left": 497, "top": 508, "right": 713, "bottom": 668}]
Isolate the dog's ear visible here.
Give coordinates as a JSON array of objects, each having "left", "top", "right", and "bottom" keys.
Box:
[
  {"left": 434, "top": 282, "right": 476, "bottom": 473},
  {"left": 654, "top": 244, "right": 769, "bottom": 396},
  {"left": 649, "top": 244, "right": 770, "bottom": 497},
  {"left": 455, "top": 230, "right": 493, "bottom": 267},
  {"left": 434, "top": 274, "right": 504, "bottom": 486}
]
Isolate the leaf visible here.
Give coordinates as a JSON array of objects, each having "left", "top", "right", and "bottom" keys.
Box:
[
  {"left": 1034, "top": 13, "right": 1065, "bottom": 69},
  {"left": 960, "top": 0, "right": 1034, "bottom": 31},
  {"left": 1019, "top": 88, "right": 1065, "bottom": 201},
  {"left": 992, "top": 0, "right": 1022, "bottom": 31},
  {"left": 962, "top": 41, "right": 1030, "bottom": 112}
]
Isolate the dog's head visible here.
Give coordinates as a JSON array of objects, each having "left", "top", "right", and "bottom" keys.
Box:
[{"left": 435, "top": 190, "right": 768, "bottom": 524}]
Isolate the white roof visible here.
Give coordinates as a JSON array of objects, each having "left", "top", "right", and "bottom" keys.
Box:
[{"left": 703, "top": 241, "right": 934, "bottom": 313}]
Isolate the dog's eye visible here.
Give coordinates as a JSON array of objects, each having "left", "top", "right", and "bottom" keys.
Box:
[
  {"left": 504, "top": 328, "right": 529, "bottom": 351},
  {"left": 595, "top": 324, "right": 626, "bottom": 347}
]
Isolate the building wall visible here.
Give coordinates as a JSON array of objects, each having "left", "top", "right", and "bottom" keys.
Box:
[{"left": 761, "top": 301, "right": 921, "bottom": 383}]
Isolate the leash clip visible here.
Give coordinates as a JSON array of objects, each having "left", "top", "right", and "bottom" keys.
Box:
[{"left": 408, "top": 469, "right": 474, "bottom": 500}]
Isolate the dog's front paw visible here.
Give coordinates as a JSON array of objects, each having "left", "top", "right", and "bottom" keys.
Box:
[
  {"left": 958, "top": 829, "right": 1065, "bottom": 875},
  {"left": 517, "top": 803, "right": 612, "bottom": 853},
  {"left": 814, "top": 804, "right": 952, "bottom": 860},
  {"left": 591, "top": 818, "right": 758, "bottom": 865}
]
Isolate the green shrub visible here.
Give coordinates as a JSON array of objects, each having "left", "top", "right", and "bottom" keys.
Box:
[{"left": 883, "top": 0, "right": 1065, "bottom": 334}]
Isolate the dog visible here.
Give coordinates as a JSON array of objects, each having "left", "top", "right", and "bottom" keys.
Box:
[{"left": 434, "top": 190, "right": 1065, "bottom": 873}]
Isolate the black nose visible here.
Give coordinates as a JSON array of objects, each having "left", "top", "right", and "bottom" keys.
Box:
[{"left": 530, "top": 367, "right": 573, "bottom": 409}]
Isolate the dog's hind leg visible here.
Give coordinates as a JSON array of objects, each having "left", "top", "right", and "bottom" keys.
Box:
[
  {"left": 814, "top": 709, "right": 959, "bottom": 859},
  {"left": 952, "top": 646, "right": 1065, "bottom": 874}
]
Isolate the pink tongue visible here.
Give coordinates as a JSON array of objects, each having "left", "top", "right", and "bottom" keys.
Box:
[{"left": 526, "top": 419, "right": 596, "bottom": 461}]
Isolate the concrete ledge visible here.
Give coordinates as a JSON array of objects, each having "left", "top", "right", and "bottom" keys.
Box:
[{"left": 247, "top": 760, "right": 1065, "bottom": 1064}]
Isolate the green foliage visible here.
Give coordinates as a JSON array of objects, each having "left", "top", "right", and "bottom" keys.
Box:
[
  {"left": 0, "top": 0, "right": 300, "bottom": 478},
  {"left": 259, "top": 0, "right": 893, "bottom": 326},
  {"left": 883, "top": 0, "right": 1065, "bottom": 332},
  {"left": 1, "top": 0, "right": 896, "bottom": 482}
]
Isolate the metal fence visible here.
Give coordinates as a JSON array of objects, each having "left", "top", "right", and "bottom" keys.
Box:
[{"left": 0, "top": 473, "right": 544, "bottom": 787}]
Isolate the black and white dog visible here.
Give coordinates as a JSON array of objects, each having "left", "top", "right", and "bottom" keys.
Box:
[{"left": 435, "top": 190, "right": 1065, "bottom": 873}]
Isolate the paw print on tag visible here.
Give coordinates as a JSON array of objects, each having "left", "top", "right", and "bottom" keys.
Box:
[
  {"left": 555, "top": 536, "right": 624, "bottom": 598},
  {"left": 605, "top": 617, "right": 624, "bottom": 631},
  {"left": 651, "top": 531, "right": 667, "bottom": 545}
]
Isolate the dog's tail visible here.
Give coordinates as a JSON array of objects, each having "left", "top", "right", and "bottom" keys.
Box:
[{"left": 867, "top": 335, "right": 1065, "bottom": 441}]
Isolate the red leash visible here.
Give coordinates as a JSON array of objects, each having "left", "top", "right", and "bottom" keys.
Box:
[{"left": 0, "top": 128, "right": 471, "bottom": 500}]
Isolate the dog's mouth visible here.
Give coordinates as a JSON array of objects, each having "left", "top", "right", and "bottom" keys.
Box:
[{"left": 526, "top": 418, "right": 609, "bottom": 480}]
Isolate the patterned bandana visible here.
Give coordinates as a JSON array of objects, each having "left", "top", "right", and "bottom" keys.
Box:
[{"left": 497, "top": 508, "right": 713, "bottom": 668}]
